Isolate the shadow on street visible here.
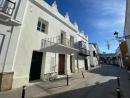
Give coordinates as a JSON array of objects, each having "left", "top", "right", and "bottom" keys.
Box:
[{"left": 37, "top": 79, "right": 117, "bottom": 98}]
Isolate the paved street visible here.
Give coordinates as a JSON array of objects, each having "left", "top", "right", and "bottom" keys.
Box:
[{"left": 0, "top": 65, "right": 130, "bottom": 98}]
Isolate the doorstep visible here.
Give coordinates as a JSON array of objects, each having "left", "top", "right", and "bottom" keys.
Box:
[
  {"left": 27, "top": 79, "right": 43, "bottom": 86},
  {"left": 55, "top": 73, "right": 74, "bottom": 81}
]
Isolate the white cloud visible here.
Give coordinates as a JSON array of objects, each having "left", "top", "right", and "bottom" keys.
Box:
[
  {"left": 91, "top": 0, "right": 125, "bottom": 33},
  {"left": 79, "top": 0, "right": 126, "bottom": 53}
]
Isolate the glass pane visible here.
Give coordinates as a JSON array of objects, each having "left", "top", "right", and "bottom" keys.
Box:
[
  {"left": 37, "top": 27, "right": 41, "bottom": 31},
  {"left": 42, "top": 24, "right": 45, "bottom": 29},
  {"left": 41, "top": 28, "right": 45, "bottom": 32},
  {"left": 37, "top": 21, "right": 41, "bottom": 28},
  {"left": 41, "top": 23, "right": 46, "bottom": 32}
]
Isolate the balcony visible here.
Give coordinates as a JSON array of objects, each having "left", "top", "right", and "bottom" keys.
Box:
[
  {"left": 0, "top": 0, "right": 20, "bottom": 26},
  {"left": 79, "top": 49, "right": 90, "bottom": 56},
  {"left": 78, "top": 41, "right": 90, "bottom": 56},
  {"left": 40, "top": 36, "right": 79, "bottom": 54},
  {"left": 0, "top": 0, "right": 15, "bottom": 18}
]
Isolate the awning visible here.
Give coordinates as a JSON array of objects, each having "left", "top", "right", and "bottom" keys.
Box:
[{"left": 40, "top": 43, "right": 79, "bottom": 54}]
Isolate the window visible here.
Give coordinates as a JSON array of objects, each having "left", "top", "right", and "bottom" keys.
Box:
[
  {"left": 93, "top": 51, "right": 96, "bottom": 57},
  {"left": 60, "top": 31, "right": 66, "bottom": 45},
  {"left": 70, "top": 36, "right": 74, "bottom": 47},
  {"left": 37, "top": 21, "right": 46, "bottom": 33},
  {"left": 79, "top": 41, "right": 86, "bottom": 49}
]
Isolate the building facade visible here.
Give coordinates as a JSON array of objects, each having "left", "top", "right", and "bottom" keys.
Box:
[
  {"left": 125, "top": 0, "right": 130, "bottom": 61},
  {"left": 115, "top": 47, "right": 123, "bottom": 67},
  {"left": 100, "top": 53, "right": 117, "bottom": 65},
  {"left": 0, "top": 0, "right": 90, "bottom": 91},
  {"left": 89, "top": 43, "right": 99, "bottom": 67},
  {"left": 119, "top": 41, "right": 130, "bottom": 68}
]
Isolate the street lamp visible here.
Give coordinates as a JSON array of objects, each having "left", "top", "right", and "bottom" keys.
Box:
[
  {"left": 113, "top": 31, "right": 124, "bottom": 68},
  {"left": 114, "top": 31, "right": 130, "bottom": 40},
  {"left": 113, "top": 31, "right": 125, "bottom": 43},
  {"left": 114, "top": 31, "right": 119, "bottom": 39}
]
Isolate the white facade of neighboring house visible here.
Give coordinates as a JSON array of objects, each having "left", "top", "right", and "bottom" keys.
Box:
[
  {"left": 0, "top": 0, "right": 90, "bottom": 91},
  {"left": 115, "top": 47, "right": 124, "bottom": 67},
  {"left": 89, "top": 43, "right": 99, "bottom": 67},
  {"left": 125, "top": 0, "right": 130, "bottom": 58}
]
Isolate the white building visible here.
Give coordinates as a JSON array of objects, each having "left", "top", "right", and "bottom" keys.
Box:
[
  {"left": 115, "top": 47, "right": 124, "bottom": 67},
  {"left": 89, "top": 43, "right": 99, "bottom": 67},
  {"left": 0, "top": 0, "right": 90, "bottom": 91},
  {"left": 125, "top": 0, "right": 130, "bottom": 59}
]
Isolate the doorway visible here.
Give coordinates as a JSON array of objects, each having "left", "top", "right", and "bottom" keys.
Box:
[
  {"left": 58, "top": 54, "right": 65, "bottom": 75},
  {"left": 29, "top": 51, "right": 43, "bottom": 81},
  {"left": 85, "top": 59, "right": 88, "bottom": 70}
]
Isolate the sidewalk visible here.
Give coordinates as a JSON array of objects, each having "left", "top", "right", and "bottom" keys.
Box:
[{"left": 0, "top": 70, "right": 89, "bottom": 98}]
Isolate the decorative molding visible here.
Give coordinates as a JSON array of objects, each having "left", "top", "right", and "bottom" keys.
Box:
[
  {"left": 30, "top": 0, "right": 78, "bottom": 32},
  {"left": 81, "top": 30, "right": 85, "bottom": 35},
  {"left": 73, "top": 21, "right": 77, "bottom": 26},
  {"left": 73, "top": 21, "right": 78, "bottom": 30},
  {"left": 65, "top": 12, "right": 70, "bottom": 21},
  {"left": 51, "top": 1, "right": 58, "bottom": 12}
]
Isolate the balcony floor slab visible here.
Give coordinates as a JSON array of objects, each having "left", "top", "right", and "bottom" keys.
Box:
[{"left": 40, "top": 44, "right": 79, "bottom": 54}]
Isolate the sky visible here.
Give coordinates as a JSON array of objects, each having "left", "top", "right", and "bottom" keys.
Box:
[{"left": 44, "top": 0, "right": 126, "bottom": 53}]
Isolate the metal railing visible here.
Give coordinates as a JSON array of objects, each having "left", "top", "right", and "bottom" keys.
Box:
[
  {"left": 0, "top": 0, "right": 15, "bottom": 16},
  {"left": 79, "top": 48, "right": 90, "bottom": 56},
  {"left": 41, "top": 36, "right": 75, "bottom": 49}
]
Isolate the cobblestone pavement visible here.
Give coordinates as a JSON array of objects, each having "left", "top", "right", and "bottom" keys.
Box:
[{"left": 0, "top": 65, "right": 130, "bottom": 98}]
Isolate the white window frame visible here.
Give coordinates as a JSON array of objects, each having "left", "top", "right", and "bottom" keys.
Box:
[{"left": 37, "top": 18, "right": 48, "bottom": 34}]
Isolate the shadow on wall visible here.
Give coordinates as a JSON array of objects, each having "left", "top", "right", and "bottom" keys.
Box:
[
  {"left": 35, "top": 79, "right": 117, "bottom": 98},
  {"left": 89, "top": 65, "right": 128, "bottom": 77}
]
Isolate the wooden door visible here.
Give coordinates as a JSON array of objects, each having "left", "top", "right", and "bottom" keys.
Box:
[{"left": 58, "top": 54, "right": 65, "bottom": 75}]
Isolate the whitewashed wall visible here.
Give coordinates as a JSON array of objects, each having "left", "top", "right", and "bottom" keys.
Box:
[
  {"left": 0, "top": 0, "right": 28, "bottom": 73},
  {"left": 125, "top": 0, "right": 130, "bottom": 58},
  {"left": 89, "top": 44, "right": 98, "bottom": 67},
  {"left": 12, "top": 0, "right": 87, "bottom": 88},
  {"left": 0, "top": 0, "right": 90, "bottom": 88}
]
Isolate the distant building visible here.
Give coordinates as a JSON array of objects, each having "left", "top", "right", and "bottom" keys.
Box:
[
  {"left": 0, "top": 0, "right": 90, "bottom": 91},
  {"left": 119, "top": 41, "right": 130, "bottom": 68},
  {"left": 115, "top": 47, "right": 123, "bottom": 67},
  {"left": 99, "top": 53, "right": 117, "bottom": 65},
  {"left": 110, "top": 41, "right": 130, "bottom": 68},
  {"left": 89, "top": 43, "right": 99, "bottom": 67}
]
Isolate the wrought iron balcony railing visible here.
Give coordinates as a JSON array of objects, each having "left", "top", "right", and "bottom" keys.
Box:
[
  {"left": 41, "top": 36, "right": 75, "bottom": 49},
  {"left": 79, "top": 48, "right": 90, "bottom": 56},
  {"left": 0, "top": 0, "right": 15, "bottom": 16}
]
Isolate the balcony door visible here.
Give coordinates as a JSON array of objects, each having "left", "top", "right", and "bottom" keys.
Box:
[
  {"left": 61, "top": 32, "right": 66, "bottom": 45},
  {"left": 70, "top": 36, "right": 74, "bottom": 47}
]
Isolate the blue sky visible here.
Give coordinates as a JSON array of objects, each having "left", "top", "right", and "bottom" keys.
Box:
[{"left": 45, "top": 0, "right": 126, "bottom": 53}]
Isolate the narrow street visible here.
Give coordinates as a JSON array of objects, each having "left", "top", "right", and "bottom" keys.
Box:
[
  {"left": 39, "top": 65, "right": 130, "bottom": 98},
  {"left": 0, "top": 65, "right": 130, "bottom": 98},
  {"left": 0, "top": 0, "right": 129, "bottom": 98}
]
